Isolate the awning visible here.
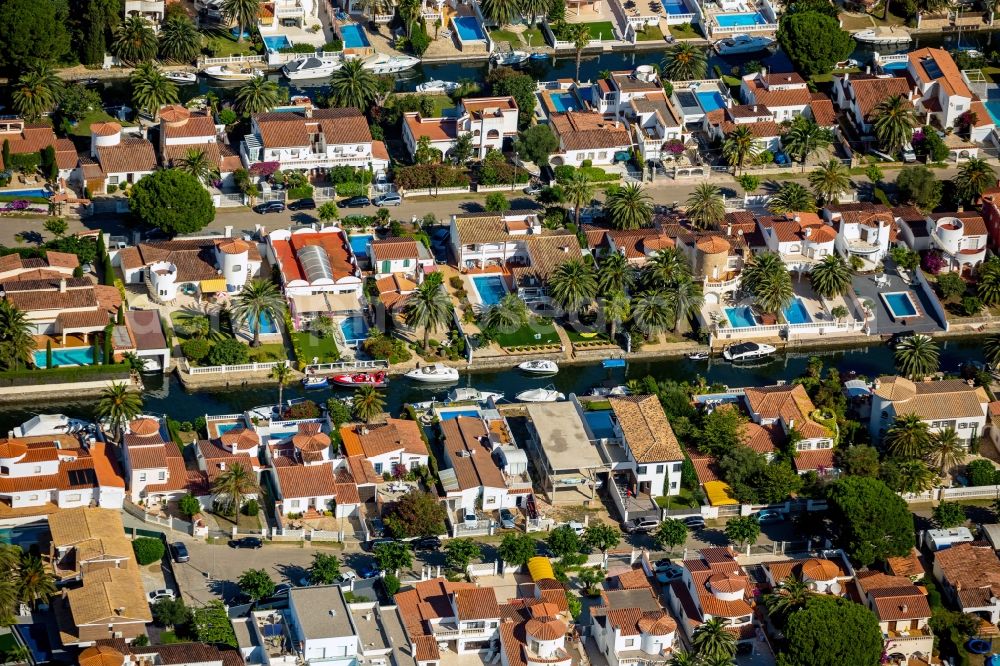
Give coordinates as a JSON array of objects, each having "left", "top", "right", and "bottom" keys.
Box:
[
  {"left": 704, "top": 481, "right": 738, "bottom": 507},
  {"left": 527, "top": 556, "right": 555, "bottom": 581},
  {"left": 200, "top": 278, "right": 227, "bottom": 293}
]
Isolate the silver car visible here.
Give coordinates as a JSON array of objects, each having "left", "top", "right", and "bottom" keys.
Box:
[{"left": 375, "top": 193, "right": 402, "bottom": 207}]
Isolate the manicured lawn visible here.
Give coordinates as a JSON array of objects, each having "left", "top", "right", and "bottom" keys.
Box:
[
  {"left": 577, "top": 21, "right": 616, "bottom": 41},
  {"left": 494, "top": 319, "right": 560, "bottom": 348},
  {"left": 635, "top": 24, "right": 665, "bottom": 41},
  {"left": 655, "top": 487, "right": 700, "bottom": 509},
  {"left": 293, "top": 331, "right": 340, "bottom": 363},
  {"left": 522, "top": 27, "right": 545, "bottom": 47},
  {"left": 669, "top": 22, "right": 701, "bottom": 39},
  {"left": 427, "top": 94, "right": 457, "bottom": 116},
  {"left": 203, "top": 33, "right": 260, "bottom": 58},
  {"left": 67, "top": 110, "right": 134, "bottom": 137},
  {"left": 247, "top": 342, "right": 288, "bottom": 362},
  {"left": 489, "top": 28, "right": 521, "bottom": 48}
]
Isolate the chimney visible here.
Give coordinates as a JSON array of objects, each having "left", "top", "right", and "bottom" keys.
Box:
[
  {"left": 59, "top": 278, "right": 67, "bottom": 293},
  {"left": 224, "top": 225, "right": 233, "bottom": 238},
  {"left": 900, "top": 603, "right": 908, "bottom": 613},
  {"left": 753, "top": 105, "right": 757, "bottom": 113},
  {"left": 844, "top": 71, "right": 849, "bottom": 82},
  {"left": 305, "top": 106, "right": 313, "bottom": 118}
]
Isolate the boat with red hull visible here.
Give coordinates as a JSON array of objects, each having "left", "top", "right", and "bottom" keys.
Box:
[{"left": 330, "top": 371, "right": 388, "bottom": 388}]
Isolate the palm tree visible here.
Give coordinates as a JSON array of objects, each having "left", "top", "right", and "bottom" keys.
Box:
[
  {"left": 235, "top": 75, "right": 280, "bottom": 116},
  {"left": 211, "top": 462, "right": 260, "bottom": 516},
  {"left": 16, "top": 556, "right": 54, "bottom": 611},
  {"left": 632, "top": 292, "right": 672, "bottom": 339},
  {"left": 979, "top": 259, "right": 1000, "bottom": 307},
  {"left": 767, "top": 181, "right": 816, "bottom": 214},
  {"left": 397, "top": 0, "right": 421, "bottom": 36},
  {"left": 765, "top": 576, "right": 811, "bottom": 626},
  {"left": 353, "top": 385, "right": 385, "bottom": 423},
  {"left": 570, "top": 25, "right": 591, "bottom": 82},
  {"left": 11, "top": 63, "right": 62, "bottom": 122},
  {"left": 159, "top": 14, "right": 201, "bottom": 62},
  {"left": 808, "top": 159, "right": 852, "bottom": 204},
  {"left": 955, "top": 157, "right": 997, "bottom": 205},
  {"left": 895, "top": 459, "right": 937, "bottom": 494},
  {"left": 130, "top": 63, "right": 179, "bottom": 119},
  {"left": 668, "top": 652, "right": 699, "bottom": 666},
  {"left": 809, "top": 255, "right": 852, "bottom": 298},
  {"left": 986, "top": 333, "right": 1000, "bottom": 368},
  {"left": 872, "top": 94, "right": 916, "bottom": 155},
  {"left": 603, "top": 291, "right": 631, "bottom": 341},
  {"left": 605, "top": 183, "right": 652, "bottom": 230},
  {"left": 0, "top": 301, "right": 35, "bottom": 371},
  {"left": 404, "top": 281, "right": 453, "bottom": 351},
  {"left": 685, "top": 183, "right": 726, "bottom": 230},
  {"left": 521, "top": 0, "right": 549, "bottom": 28},
  {"left": 646, "top": 247, "right": 690, "bottom": 289},
  {"left": 480, "top": 0, "right": 519, "bottom": 26},
  {"left": 782, "top": 116, "right": 833, "bottom": 170},
  {"left": 548, "top": 259, "right": 597, "bottom": 315},
  {"left": 884, "top": 413, "right": 931, "bottom": 460},
  {"left": 112, "top": 15, "right": 158, "bottom": 64},
  {"left": 270, "top": 364, "right": 293, "bottom": 411},
  {"left": 692, "top": 617, "right": 737, "bottom": 661},
  {"left": 176, "top": 148, "right": 214, "bottom": 183},
  {"left": 660, "top": 42, "right": 707, "bottom": 81},
  {"left": 231, "top": 279, "right": 285, "bottom": 348},
  {"left": 222, "top": 0, "right": 260, "bottom": 42},
  {"left": 741, "top": 252, "right": 792, "bottom": 315},
  {"left": 894, "top": 334, "right": 940, "bottom": 380},
  {"left": 329, "top": 59, "right": 379, "bottom": 111},
  {"left": 671, "top": 277, "right": 704, "bottom": 334},
  {"left": 563, "top": 171, "right": 595, "bottom": 226},
  {"left": 927, "top": 427, "right": 966, "bottom": 475},
  {"left": 354, "top": 0, "right": 393, "bottom": 23},
  {"left": 481, "top": 293, "right": 529, "bottom": 333},
  {"left": 597, "top": 252, "right": 635, "bottom": 296},
  {"left": 96, "top": 382, "right": 143, "bottom": 443},
  {"left": 722, "top": 126, "right": 760, "bottom": 175}
]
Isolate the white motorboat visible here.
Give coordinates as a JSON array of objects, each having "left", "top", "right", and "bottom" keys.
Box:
[
  {"left": 164, "top": 71, "right": 198, "bottom": 84},
  {"left": 687, "top": 351, "right": 709, "bottom": 361},
  {"left": 416, "top": 80, "right": 460, "bottom": 93},
  {"left": 713, "top": 34, "right": 774, "bottom": 55},
  {"left": 405, "top": 363, "right": 460, "bottom": 383},
  {"left": 518, "top": 359, "right": 559, "bottom": 375},
  {"left": 723, "top": 341, "right": 777, "bottom": 362},
  {"left": 492, "top": 50, "right": 529, "bottom": 66},
  {"left": 588, "top": 385, "right": 630, "bottom": 397},
  {"left": 515, "top": 386, "right": 565, "bottom": 402},
  {"left": 283, "top": 56, "right": 343, "bottom": 80},
  {"left": 202, "top": 65, "right": 265, "bottom": 81},
  {"left": 852, "top": 28, "right": 911, "bottom": 45},
  {"left": 362, "top": 53, "right": 420, "bottom": 74},
  {"left": 447, "top": 387, "right": 504, "bottom": 403}
]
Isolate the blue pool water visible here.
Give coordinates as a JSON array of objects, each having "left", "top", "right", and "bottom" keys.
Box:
[
  {"left": 716, "top": 12, "right": 767, "bottom": 27},
  {"left": 34, "top": 346, "right": 95, "bottom": 368},
  {"left": 585, "top": 410, "right": 617, "bottom": 439},
  {"left": 3, "top": 188, "right": 52, "bottom": 198},
  {"left": 783, "top": 298, "right": 812, "bottom": 325},
  {"left": 453, "top": 16, "right": 486, "bottom": 41},
  {"left": 252, "top": 312, "right": 279, "bottom": 334},
  {"left": 881, "top": 61, "right": 908, "bottom": 72},
  {"left": 341, "top": 24, "right": 371, "bottom": 48},
  {"left": 262, "top": 35, "right": 291, "bottom": 51},
  {"left": 883, "top": 292, "right": 918, "bottom": 318},
  {"left": 349, "top": 234, "right": 374, "bottom": 258},
  {"left": 340, "top": 315, "right": 369, "bottom": 341},
  {"left": 439, "top": 409, "right": 481, "bottom": 421},
  {"left": 696, "top": 91, "right": 725, "bottom": 113},
  {"left": 985, "top": 87, "right": 1000, "bottom": 125},
  {"left": 0, "top": 523, "right": 49, "bottom": 548},
  {"left": 662, "top": 0, "right": 690, "bottom": 14},
  {"left": 549, "top": 92, "right": 582, "bottom": 113},
  {"left": 472, "top": 275, "right": 508, "bottom": 307},
  {"left": 217, "top": 423, "right": 240, "bottom": 435},
  {"left": 725, "top": 306, "right": 757, "bottom": 329}
]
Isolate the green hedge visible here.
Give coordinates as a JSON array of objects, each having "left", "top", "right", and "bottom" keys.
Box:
[
  {"left": 132, "top": 537, "right": 165, "bottom": 565},
  {"left": 554, "top": 164, "right": 619, "bottom": 183},
  {"left": 0, "top": 364, "right": 130, "bottom": 387},
  {"left": 287, "top": 184, "right": 314, "bottom": 200},
  {"left": 335, "top": 182, "right": 367, "bottom": 198}
]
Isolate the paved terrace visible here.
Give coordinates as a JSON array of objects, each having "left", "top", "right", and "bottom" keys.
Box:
[{"left": 851, "top": 262, "right": 946, "bottom": 335}]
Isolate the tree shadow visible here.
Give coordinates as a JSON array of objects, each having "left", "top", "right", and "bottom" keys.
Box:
[
  {"left": 291, "top": 212, "right": 318, "bottom": 224},
  {"left": 458, "top": 201, "right": 485, "bottom": 213},
  {"left": 275, "top": 562, "right": 308, "bottom": 584}
]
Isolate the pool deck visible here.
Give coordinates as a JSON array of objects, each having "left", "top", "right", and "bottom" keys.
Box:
[{"left": 851, "top": 264, "right": 946, "bottom": 335}]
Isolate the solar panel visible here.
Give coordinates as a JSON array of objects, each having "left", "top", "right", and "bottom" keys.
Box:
[
  {"left": 67, "top": 469, "right": 97, "bottom": 486},
  {"left": 298, "top": 244, "right": 333, "bottom": 283},
  {"left": 922, "top": 57, "right": 943, "bottom": 81}
]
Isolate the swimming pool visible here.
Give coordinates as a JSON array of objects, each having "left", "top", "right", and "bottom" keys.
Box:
[
  {"left": 662, "top": 0, "right": 691, "bottom": 14},
  {"left": 252, "top": 312, "right": 279, "bottom": 334},
  {"left": 716, "top": 12, "right": 768, "bottom": 27},
  {"left": 472, "top": 275, "right": 508, "bottom": 307},
  {"left": 439, "top": 409, "right": 481, "bottom": 421},
  {"left": 349, "top": 234, "right": 374, "bottom": 258},
  {"left": 0, "top": 523, "right": 49, "bottom": 548},
  {"left": 881, "top": 61, "right": 908, "bottom": 72},
  {"left": 341, "top": 24, "right": 371, "bottom": 48},
  {"left": 262, "top": 35, "right": 291, "bottom": 51},
  {"left": 549, "top": 92, "right": 582, "bottom": 113},
  {"left": 453, "top": 16, "right": 486, "bottom": 42},
  {"left": 340, "top": 315, "right": 369, "bottom": 342},
  {"left": 585, "top": 410, "right": 617, "bottom": 439},
  {"left": 3, "top": 188, "right": 52, "bottom": 199},
  {"left": 882, "top": 292, "right": 919, "bottom": 319},
  {"left": 34, "top": 346, "right": 95, "bottom": 368},
  {"left": 696, "top": 91, "right": 725, "bottom": 113},
  {"left": 783, "top": 298, "right": 812, "bottom": 325},
  {"left": 725, "top": 306, "right": 756, "bottom": 328}
]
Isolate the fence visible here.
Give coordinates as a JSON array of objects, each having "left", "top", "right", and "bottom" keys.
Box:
[
  {"left": 214, "top": 192, "right": 246, "bottom": 208},
  {"left": 184, "top": 359, "right": 289, "bottom": 375},
  {"left": 400, "top": 186, "right": 473, "bottom": 198},
  {"left": 466, "top": 561, "right": 499, "bottom": 578},
  {"left": 122, "top": 500, "right": 193, "bottom": 533},
  {"left": 304, "top": 359, "right": 389, "bottom": 374}
]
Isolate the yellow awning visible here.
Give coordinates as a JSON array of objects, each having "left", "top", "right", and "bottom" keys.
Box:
[
  {"left": 200, "top": 279, "right": 227, "bottom": 293},
  {"left": 527, "top": 556, "right": 555, "bottom": 581},
  {"left": 704, "top": 481, "right": 739, "bottom": 507}
]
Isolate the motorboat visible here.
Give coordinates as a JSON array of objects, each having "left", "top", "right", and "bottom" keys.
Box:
[
  {"left": 362, "top": 53, "right": 419, "bottom": 74},
  {"left": 588, "top": 385, "right": 629, "bottom": 397},
  {"left": 282, "top": 56, "right": 343, "bottom": 80},
  {"left": 852, "top": 28, "right": 911, "bottom": 45},
  {"left": 687, "top": 351, "right": 709, "bottom": 361},
  {"left": 713, "top": 34, "right": 774, "bottom": 55},
  {"left": 416, "top": 80, "right": 460, "bottom": 93},
  {"left": 330, "top": 371, "right": 388, "bottom": 388},
  {"left": 492, "top": 50, "right": 529, "bottom": 66},
  {"left": 141, "top": 357, "right": 163, "bottom": 373},
  {"left": 515, "top": 386, "right": 565, "bottom": 402},
  {"left": 518, "top": 359, "right": 559, "bottom": 375},
  {"left": 164, "top": 71, "right": 198, "bottom": 84},
  {"left": 723, "top": 341, "right": 777, "bottom": 362},
  {"left": 405, "top": 363, "right": 460, "bottom": 383},
  {"left": 447, "top": 387, "right": 504, "bottom": 403},
  {"left": 202, "top": 65, "right": 265, "bottom": 81},
  {"left": 302, "top": 375, "right": 329, "bottom": 389}
]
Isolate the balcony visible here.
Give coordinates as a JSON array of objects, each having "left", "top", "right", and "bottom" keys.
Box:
[
  {"left": 125, "top": 0, "right": 164, "bottom": 12},
  {"left": 846, "top": 239, "right": 881, "bottom": 255},
  {"left": 884, "top": 626, "right": 932, "bottom": 642}
]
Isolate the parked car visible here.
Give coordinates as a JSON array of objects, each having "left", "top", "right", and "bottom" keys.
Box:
[
  {"left": 412, "top": 536, "right": 441, "bottom": 551},
  {"left": 296, "top": 574, "right": 312, "bottom": 587},
  {"left": 682, "top": 516, "right": 706, "bottom": 530},
  {"left": 523, "top": 183, "right": 543, "bottom": 196},
  {"left": 288, "top": 198, "right": 316, "bottom": 211},
  {"left": 463, "top": 510, "right": 478, "bottom": 526},
  {"left": 254, "top": 201, "right": 285, "bottom": 214},
  {"left": 147, "top": 589, "right": 176, "bottom": 603},
  {"left": 499, "top": 508, "right": 516, "bottom": 529},
  {"left": 655, "top": 564, "right": 685, "bottom": 584},
  {"left": 367, "top": 537, "right": 395, "bottom": 552},
  {"left": 337, "top": 571, "right": 358, "bottom": 587},
  {"left": 272, "top": 583, "right": 293, "bottom": 598},
  {"left": 561, "top": 521, "right": 585, "bottom": 536},
  {"left": 374, "top": 193, "right": 402, "bottom": 207},
  {"left": 229, "top": 537, "right": 263, "bottom": 549},
  {"left": 357, "top": 561, "right": 381, "bottom": 579},
  {"left": 624, "top": 517, "right": 659, "bottom": 534},
  {"left": 756, "top": 510, "right": 784, "bottom": 524},
  {"left": 338, "top": 196, "right": 371, "bottom": 208},
  {"left": 169, "top": 542, "right": 189, "bottom": 563},
  {"left": 652, "top": 558, "right": 673, "bottom": 573}
]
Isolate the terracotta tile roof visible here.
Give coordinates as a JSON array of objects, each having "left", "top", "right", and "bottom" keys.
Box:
[
  {"left": 868, "top": 586, "right": 933, "bottom": 620},
  {"left": 370, "top": 238, "right": 420, "bottom": 262},
  {"left": 453, "top": 213, "right": 557, "bottom": 245},
  {"left": 930, "top": 211, "right": 988, "bottom": 237},
  {"left": 887, "top": 548, "right": 926, "bottom": 579},
  {"left": 720, "top": 120, "right": 786, "bottom": 139},
  {"left": 254, "top": 108, "right": 372, "bottom": 148},
  {"left": 793, "top": 448, "right": 835, "bottom": 472},
  {"left": 608, "top": 395, "right": 682, "bottom": 463},
  {"left": 220, "top": 427, "right": 259, "bottom": 452},
  {"left": 196, "top": 439, "right": 261, "bottom": 483},
  {"left": 462, "top": 96, "right": 518, "bottom": 116},
  {"left": 57, "top": 310, "right": 116, "bottom": 330},
  {"left": 970, "top": 100, "right": 994, "bottom": 128},
  {"left": 270, "top": 231, "right": 355, "bottom": 283},
  {"left": 934, "top": 542, "right": 1000, "bottom": 605},
  {"left": 511, "top": 233, "right": 583, "bottom": 288},
  {"left": 372, "top": 140, "right": 389, "bottom": 162},
  {"left": 749, "top": 85, "right": 812, "bottom": 109},
  {"left": 909, "top": 47, "right": 973, "bottom": 98},
  {"left": 808, "top": 94, "right": 837, "bottom": 127},
  {"left": 142, "top": 442, "right": 188, "bottom": 493},
  {"left": 849, "top": 77, "right": 913, "bottom": 123},
  {"left": 272, "top": 459, "right": 337, "bottom": 500},
  {"left": 414, "top": 635, "right": 440, "bottom": 661},
  {"left": 125, "top": 310, "right": 167, "bottom": 351},
  {"left": 346, "top": 454, "right": 380, "bottom": 485},
  {"left": 874, "top": 377, "right": 989, "bottom": 420},
  {"left": 0, "top": 124, "right": 76, "bottom": 171},
  {"left": 132, "top": 238, "right": 260, "bottom": 282},
  {"left": 97, "top": 138, "right": 157, "bottom": 174},
  {"left": 454, "top": 587, "right": 501, "bottom": 620},
  {"left": 127, "top": 444, "right": 168, "bottom": 470},
  {"left": 7, "top": 286, "right": 96, "bottom": 312},
  {"left": 161, "top": 113, "right": 216, "bottom": 140},
  {"left": 394, "top": 577, "right": 477, "bottom": 638},
  {"left": 403, "top": 113, "right": 458, "bottom": 142},
  {"left": 65, "top": 566, "right": 152, "bottom": 626},
  {"left": 341, "top": 418, "right": 426, "bottom": 458},
  {"left": 688, "top": 448, "right": 721, "bottom": 484},
  {"left": 739, "top": 422, "right": 780, "bottom": 454},
  {"left": 612, "top": 567, "right": 653, "bottom": 591},
  {"left": 440, "top": 416, "right": 506, "bottom": 491},
  {"left": 743, "top": 384, "right": 831, "bottom": 438},
  {"left": 764, "top": 72, "right": 807, "bottom": 87},
  {"left": 90, "top": 122, "right": 121, "bottom": 137},
  {"left": 550, "top": 112, "right": 630, "bottom": 151}
]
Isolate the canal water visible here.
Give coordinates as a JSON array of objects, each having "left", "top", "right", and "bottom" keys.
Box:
[{"left": 0, "top": 337, "right": 984, "bottom": 435}]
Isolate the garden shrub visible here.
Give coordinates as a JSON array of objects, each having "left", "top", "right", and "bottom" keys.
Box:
[
  {"left": 335, "top": 182, "right": 366, "bottom": 198},
  {"left": 133, "top": 537, "right": 165, "bottom": 565},
  {"left": 243, "top": 498, "right": 260, "bottom": 516},
  {"left": 181, "top": 338, "right": 211, "bottom": 364},
  {"left": 207, "top": 339, "right": 250, "bottom": 366},
  {"left": 287, "top": 184, "right": 313, "bottom": 200}
]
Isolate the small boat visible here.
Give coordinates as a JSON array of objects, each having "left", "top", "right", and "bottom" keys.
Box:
[
  {"left": 362, "top": 53, "right": 420, "bottom": 74},
  {"left": 602, "top": 358, "right": 626, "bottom": 369},
  {"left": 723, "top": 341, "right": 777, "bottom": 362},
  {"left": 416, "top": 80, "right": 460, "bottom": 93},
  {"left": 687, "top": 351, "right": 709, "bottom": 361},
  {"left": 492, "top": 50, "right": 529, "bottom": 66},
  {"left": 515, "top": 386, "right": 565, "bottom": 402},
  {"left": 518, "top": 359, "right": 558, "bottom": 375},
  {"left": 713, "top": 34, "right": 774, "bottom": 55},
  {"left": 405, "top": 363, "right": 460, "bottom": 383},
  {"left": 302, "top": 375, "right": 329, "bottom": 389},
  {"left": 283, "top": 56, "right": 343, "bottom": 80},
  {"left": 588, "top": 385, "right": 629, "bottom": 397},
  {"left": 330, "top": 371, "right": 388, "bottom": 388},
  {"left": 529, "top": 52, "right": 549, "bottom": 60},
  {"left": 165, "top": 71, "right": 198, "bottom": 84},
  {"left": 202, "top": 65, "right": 265, "bottom": 81},
  {"left": 447, "top": 387, "right": 503, "bottom": 404},
  {"left": 852, "top": 28, "right": 911, "bottom": 45}
]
